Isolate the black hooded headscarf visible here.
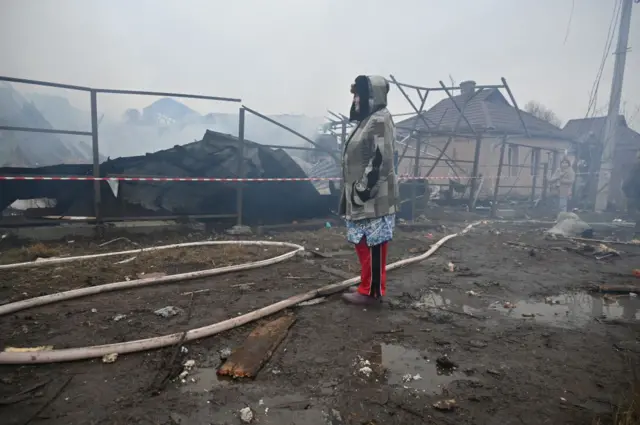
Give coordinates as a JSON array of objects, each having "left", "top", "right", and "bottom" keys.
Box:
[{"left": 349, "top": 75, "right": 389, "bottom": 122}]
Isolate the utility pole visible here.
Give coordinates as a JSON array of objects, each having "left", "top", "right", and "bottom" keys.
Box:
[{"left": 594, "top": 0, "right": 634, "bottom": 211}]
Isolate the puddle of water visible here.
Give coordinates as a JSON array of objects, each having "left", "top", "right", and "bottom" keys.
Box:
[
  {"left": 373, "top": 343, "right": 471, "bottom": 393},
  {"left": 412, "top": 289, "right": 486, "bottom": 316},
  {"left": 493, "top": 292, "right": 640, "bottom": 327},
  {"left": 179, "top": 367, "right": 229, "bottom": 393}
]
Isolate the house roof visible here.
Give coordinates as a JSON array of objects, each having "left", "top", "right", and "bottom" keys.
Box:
[
  {"left": 561, "top": 115, "right": 640, "bottom": 149},
  {"left": 396, "top": 88, "right": 568, "bottom": 140}
]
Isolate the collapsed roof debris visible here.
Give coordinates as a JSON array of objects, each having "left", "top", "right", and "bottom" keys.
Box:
[{"left": 0, "top": 130, "right": 336, "bottom": 224}]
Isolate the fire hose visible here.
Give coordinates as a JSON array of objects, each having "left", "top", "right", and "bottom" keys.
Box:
[{"left": 0, "top": 222, "right": 481, "bottom": 364}]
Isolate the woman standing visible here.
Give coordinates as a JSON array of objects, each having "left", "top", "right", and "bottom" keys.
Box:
[
  {"left": 548, "top": 158, "right": 575, "bottom": 213},
  {"left": 340, "top": 75, "right": 398, "bottom": 306}
]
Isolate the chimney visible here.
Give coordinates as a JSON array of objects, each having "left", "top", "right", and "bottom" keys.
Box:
[{"left": 459, "top": 80, "right": 476, "bottom": 97}]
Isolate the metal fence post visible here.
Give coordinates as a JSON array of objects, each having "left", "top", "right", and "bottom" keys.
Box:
[
  {"left": 411, "top": 138, "right": 422, "bottom": 221},
  {"left": 530, "top": 148, "right": 540, "bottom": 201},
  {"left": 491, "top": 141, "right": 507, "bottom": 218},
  {"left": 90, "top": 90, "right": 101, "bottom": 224},
  {"left": 236, "top": 107, "right": 246, "bottom": 226},
  {"left": 542, "top": 162, "right": 549, "bottom": 201},
  {"left": 468, "top": 136, "right": 482, "bottom": 211}
]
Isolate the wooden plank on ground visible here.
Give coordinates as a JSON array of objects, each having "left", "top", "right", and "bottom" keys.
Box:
[{"left": 217, "top": 315, "right": 295, "bottom": 378}]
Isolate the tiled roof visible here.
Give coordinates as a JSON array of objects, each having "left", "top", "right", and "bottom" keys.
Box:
[
  {"left": 561, "top": 115, "right": 640, "bottom": 148},
  {"left": 396, "top": 89, "right": 567, "bottom": 139}
]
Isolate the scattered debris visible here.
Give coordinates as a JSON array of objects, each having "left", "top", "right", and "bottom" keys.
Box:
[
  {"left": 356, "top": 356, "right": 373, "bottom": 377},
  {"left": 486, "top": 369, "right": 502, "bottom": 377},
  {"left": 546, "top": 212, "right": 591, "bottom": 238},
  {"left": 323, "top": 409, "right": 343, "bottom": 425},
  {"left": 91, "top": 308, "right": 98, "bottom": 313},
  {"left": 433, "top": 399, "right": 457, "bottom": 411},
  {"left": 99, "top": 237, "right": 139, "bottom": 248},
  {"left": 113, "top": 314, "right": 127, "bottom": 322},
  {"left": 137, "top": 272, "right": 167, "bottom": 279},
  {"left": 177, "top": 359, "right": 196, "bottom": 382},
  {"left": 466, "top": 290, "right": 479, "bottom": 296},
  {"left": 102, "top": 353, "right": 118, "bottom": 364},
  {"left": 239, "top": 406, "right": 254, "bottom": 423},
  {"left": 154, "top": 306, "right": 184, "bottom": 318},
  {"left": 218, "top": 315, "right": 296, "bottom": 378},
  {"left": 181, "top": 288, "right": 212, "bottom": 296},
  {"left": 436, "top": 355, "right": 458, "bottom": 370},
  {"left": 359, "top": 366, "right": 373, "bottom": 377},
  {"left": 402, "top": 373, "right": 422, "bottom": 383},
  {"left": 226, "top": 225, "right": 253, "bottom": 236},
  {"left": 114, "top": 256, "right": 137, "bottom": 265},
  {"left": 219, "top": 347, "right": 232, "bottom": 360}
]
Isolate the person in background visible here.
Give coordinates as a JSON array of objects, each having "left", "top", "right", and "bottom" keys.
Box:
[
  {"left": 622, "top": 152, "right": 640, "bottom": 236},
  {"left": 548, "top": 158, "right": 576, "bottom": 213},
  {"left": 340, "top": 75, "right": 398, "bottom": 306}
]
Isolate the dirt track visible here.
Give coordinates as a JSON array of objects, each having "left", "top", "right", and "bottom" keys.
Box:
[{"left": 0, "top": 220, "right": 639, "bottom": 425}]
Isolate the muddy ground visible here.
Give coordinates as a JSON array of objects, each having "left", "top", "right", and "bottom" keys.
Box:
[{"left": 0, "top": 219, "right": 639, "bottom": 425}]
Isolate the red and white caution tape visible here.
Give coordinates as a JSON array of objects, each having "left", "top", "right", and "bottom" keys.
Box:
[
  {"left": 0, "top": 172, "right": 597, "bottom": 183},
  {"left": 0, "top": 175, "right": 456, "bottom": 182}
]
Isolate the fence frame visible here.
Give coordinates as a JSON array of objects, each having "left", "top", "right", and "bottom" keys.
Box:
[{"left": 0, "top": 76, "right": 345, "bottom": 227}]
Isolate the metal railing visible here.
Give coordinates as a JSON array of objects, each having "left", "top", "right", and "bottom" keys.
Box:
[{"left": 0, "top": 76, "right": 341, "bottom": 227}]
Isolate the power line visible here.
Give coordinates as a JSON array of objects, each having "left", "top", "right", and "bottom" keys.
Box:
[
  {"left": 563, "top": 0, "right": 575, "bottom": 44},
  {"left": 585, "top": 0, "right": 621, "bottom": 118}
]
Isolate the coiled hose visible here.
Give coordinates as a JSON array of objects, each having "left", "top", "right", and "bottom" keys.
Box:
[{"left": 0, "top": 222, "right": 481, "bottom": 364}]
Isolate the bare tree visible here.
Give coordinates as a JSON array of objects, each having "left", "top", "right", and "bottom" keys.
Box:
[{"left": 524, "top": 101, "right": 562, "bottom": 128}]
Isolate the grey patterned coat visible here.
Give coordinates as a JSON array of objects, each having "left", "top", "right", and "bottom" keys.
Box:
[{"left": 339, "top": 75, "right": 399, "bottom": 221}]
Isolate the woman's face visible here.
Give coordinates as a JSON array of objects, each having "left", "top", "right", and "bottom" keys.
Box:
[
  {"left": 561, "top": 161, "right": 570, "bottom": 170},
  {"left": 354, "top": 94, "right": 361, "bottom": 113}
]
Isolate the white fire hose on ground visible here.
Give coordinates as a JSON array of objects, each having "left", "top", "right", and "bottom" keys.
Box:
[{"left": 0, "top": 222, "right": 481, "bottom": 364}]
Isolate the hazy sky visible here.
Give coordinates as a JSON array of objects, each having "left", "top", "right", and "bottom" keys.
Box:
[{"left": 1, "top": 0, "right": 639, "bottom": 129}]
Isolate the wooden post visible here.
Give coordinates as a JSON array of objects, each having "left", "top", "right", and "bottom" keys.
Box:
[
  {"left": 411, "top": 138, "right": 422, "bottom": 221},
  {"left": 468, "top": 135, "right": 482, "bottom": 211},
  {"left": 491, "top": 141, "right": 507, "bottom": 218}
]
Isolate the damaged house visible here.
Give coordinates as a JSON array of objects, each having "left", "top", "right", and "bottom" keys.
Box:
[
  {"left": 0, "top": 130, "right": 338, "bottom": 224},
  {"left": 395, "top": 81, "right": 577, "bottom": 201},
  {"left": 561, "top": 115, "right": 640, "bottom": 209}
]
